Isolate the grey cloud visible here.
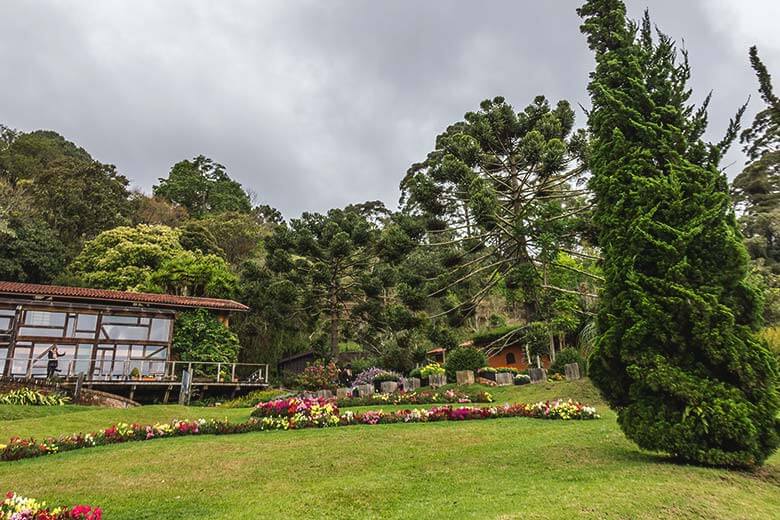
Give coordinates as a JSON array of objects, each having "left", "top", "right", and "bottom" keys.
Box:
[{"left": 1, "top": 0, "right": 777, "bottom": 217}]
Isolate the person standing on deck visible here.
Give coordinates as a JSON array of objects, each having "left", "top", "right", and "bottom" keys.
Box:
[{"left": 47, "top": 346, "right": 64, "bottom": 379}]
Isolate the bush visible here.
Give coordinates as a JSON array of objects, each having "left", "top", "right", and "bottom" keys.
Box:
[
  {"left": 419, "top": 363, "right": 445, "bottom": 378},
  {"left": 496, "top": 367, "right": 519, "bottom": 374},
  {"left": 409, "top": 367, "right": 422, "bottom": 378},
  {"left": 353, "top": 367, "right": 386, "bottom": 386},
  {"left": 514, "top": 374, "right": 531, "bottom": 385},
  {"left": 173, "top": 309, "right": 240, "bottom": 377},
  {"left": 549, "top": 348, "right": 585, "bottom": 376},
  {"left": 296, "top": 360, "right": 340, "bottom": 391},
  {"left": 444, "top": 348, "right": 487, "bottom": 382},
  {"left": 0, "top": 388, "right": 70, "bottom": 406},
  {"left": 373, "top": 370, "right": 401, "bottom": 383}
]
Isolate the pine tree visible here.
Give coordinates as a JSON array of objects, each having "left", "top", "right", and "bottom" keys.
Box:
[
  {"left": 732, "top": 47, "right": 780, "bottom": 302},
  {"left": 578, "top": 0, "right": 780, "bottom": 466}
]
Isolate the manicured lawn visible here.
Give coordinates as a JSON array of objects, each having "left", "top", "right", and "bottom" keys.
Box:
[{"left": 1, "top": 380, "right": 778, "bottom": 519}]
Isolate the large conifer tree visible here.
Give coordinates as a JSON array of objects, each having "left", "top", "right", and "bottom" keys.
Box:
[{"left": 579, "top": 0, "right": 780, "bottom": 466}]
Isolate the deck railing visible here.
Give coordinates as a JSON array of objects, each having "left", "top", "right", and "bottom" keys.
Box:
[{"left": 0, "top": 356, "right": 269, "bottom": 384}]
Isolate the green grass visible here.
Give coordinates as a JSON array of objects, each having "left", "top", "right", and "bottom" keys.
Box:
[{"left": 1, "top": 380, "right": 778, "bottom": 519}]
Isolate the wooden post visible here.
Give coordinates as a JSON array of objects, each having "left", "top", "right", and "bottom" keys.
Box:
[
  {"left": 179, "top": 369, "right": 192, "bottom": 405},
  {"left": 73, "top": 372, "right": 85, "bottom": 402}
]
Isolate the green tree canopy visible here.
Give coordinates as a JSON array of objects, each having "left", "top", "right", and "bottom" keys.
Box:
[
  {"left": 579, "top": 0, "right": 779, "bottom": 467},
  {"left": 153, "top": 155, "right": 251, "bottom": 218},
  {"left": 67, "top": 224, "right": 237, "bottom": 298}
]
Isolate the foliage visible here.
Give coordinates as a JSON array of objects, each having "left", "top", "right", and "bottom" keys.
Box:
[
  {"left": 400, "top": 93, "right": 590, "bottom": 333},
  {"left": 179, "top": 220, "right": 225, "bottom": 257},
  {"left": 0, "top": 217, "right": 65, "bottom": 284},
  {"left": 471, "top": 325, "right": 522, "bottom": 346},
  {"left": 444, "top": 347, "right": 487, "bottom": 382},
  {"left": 296, "top": 361, "right": 340, "bottom": 391},
  {"left": 372, "top": 370, "right": 402, "bottom": 383},
  {"left": 0, "top": 389, "right": 70, "bottom": 406},
  {"left": 352, "top": 367, "right": 387, "bottom": 386},
  {"left": 514, "top": 374, "right": 531, "bottom": 385},
  {"left": 172, "top": 310, "right": 240, "bottom": 370},
  {"left": 68, "top": 224, "right": 238, "bottom": 298},
  {"left": 218, "top": 389, "right": 296, "bottom": 408},
  {"left": 548, "top": 348, "right": 586, "bottom": 376},
  {"left": 153, "top": 155, "right": 251, "bottom": 218},
  {"left": 264, "top": 206, "right": 396, "bottom": 357},
  {"left": 419, "top": 363, "right": 445, "bottom": 378},
  {"left": 129, "top": 192, "right": 189, "bottom": 227},
  {"left": 0, "top": 129, "right": 131, "bottom": 254},
  {"left": 579, "top": 0, "right": 780, "bottom": 466},
  {"left": 1, "top": 492, "right": 101, "bottom": 520},
  {"left": 199, "top": 211, "right": 270, "bottom": 265},
  {"left": 732, "top": 47, "right": 780, "bottom": 325},
  {"left": 145, "top": 250, "right": 238, "bottom": 299},
  {"left": 337, "top": 388, "right": 493, "bottom": 407},
  {"left": 67, "top": 224, "right": 182, "bottom": 290}
]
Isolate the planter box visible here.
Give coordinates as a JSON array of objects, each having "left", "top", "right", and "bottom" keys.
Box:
[
  {"left": 380, "top": 381, "right": 399, "bottom": 394},
  {"left": 564, "top": 363, "right": 581, "bottom": 381},
  {"left": 336, "top": 387, "right": 352, "bottom": 399},
  {"left": 528, "top": 368, "right": 547, "bottom": 384},
  {"left": 495, "top": 372, "right": 513, "bottom": 386},
  {"left": 478, "top": 371, "right": 497, "bottom": 381},
  {"left": 402, "top": 377, "right": 421, "bottom": 392},
  {"left": 428, "top": 373, "right": 447, "bottom": 388},
  {"left": 456, "top": 370, "right": 475, "bottom": 385},
  {"left": 356, "top": 384, "right": 374, "bottom": 398},
  {"left": 315, "top": 389, "right": 334, "bottom": 399}
]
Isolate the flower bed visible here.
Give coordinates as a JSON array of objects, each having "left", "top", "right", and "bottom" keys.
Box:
[
  {"left": 0, "top": 400, "right": 599, "bottom": 462},
  {"left": 1, "top": 492, "right": 101, "bottom": 519},
  {"left": 337, "top": 389, "right": 493, "bottom": 407},
  {"left": 250, "top": 397, "right": 339, "bottom": 428}
]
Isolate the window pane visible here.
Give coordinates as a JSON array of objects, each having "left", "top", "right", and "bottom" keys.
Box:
[
  {"left": 76, "top": 313, "right": 97, "bottom": 332},
  {"left": 102, "top": 325, "right": 148, "bottom": 340},
  {"left": 19, "top": 327, "right": 65, "bottom": 338},
  {"left": 103, "top": 315, "right": 139, "bottom": 325},
  {"left": 0, "top": 317, "right": 10, "bottom": 331},
  {"left": 24, "top": 311, "right": 66, "bottom": 327},
  {"left": 150, "top": 319, "right": 171, "bottom": 341}
]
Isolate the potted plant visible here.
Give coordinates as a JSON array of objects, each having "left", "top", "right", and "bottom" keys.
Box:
[
  {"left": 129, "top": 367, "right": 141, "bottom": 380},
  {"left": 477, "top": 366, "right": 497, "bottom": 381},
  {"left": 372, "top": 371, "right": 401, "bottom": 392}
]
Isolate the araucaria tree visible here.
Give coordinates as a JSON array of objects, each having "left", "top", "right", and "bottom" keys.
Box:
[
  {"left": 401, "top": 96, "right": 592, "bottom": 348},
  {"left": 579, "top": 0, "right": 780, "bottom": 466}
]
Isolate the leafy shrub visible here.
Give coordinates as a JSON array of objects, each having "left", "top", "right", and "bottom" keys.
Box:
[
  {"left": 478, "top": 366, "right": 497, "bottom": 375},
  {"left": 297, "top": 361, "right": 340, "bottom": 391},
  {"left": 0, "top": 388, "right": 70, "bottom": 406},
  {"left": 419, "top": 363, "right": 445, "bottom": 378},
  {"left": 409, "top": 367, "right": 422, "bottom": 378},
  {"left": 549, "top": 348, "right": 585, "bottom": 376},
  {"left": 471, "top": 325, "right": 522, "bottom": 346},
  {"left": 514, "top": 374, "right": 531, "bottom": 385},
  {"left": 496, "top": 367, "right": 519, "bottom": 374},
  {"left": 373, "top": 371, "right": 401, "bottom": 383},
  {"left": 173, "top": 309, "right": 240, "bottom": 376},
  {"left": 444, "top": 348, "right": 488, "bottom": 382},
  {"left": 219, "top": 389, "right": 293, "bottom": 408}
]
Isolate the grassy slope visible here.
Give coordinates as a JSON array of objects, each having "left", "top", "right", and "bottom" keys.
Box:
[{"left": 1, "top": 380, "right": 778, "bottom": 519}]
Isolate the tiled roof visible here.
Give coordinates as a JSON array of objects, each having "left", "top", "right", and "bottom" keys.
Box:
[{"left": 0, "top": 281, "right": 248, "bottom": 312}]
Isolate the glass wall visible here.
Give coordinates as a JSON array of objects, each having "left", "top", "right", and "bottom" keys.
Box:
[{"left": 2, "top": 305, "right": 174, "bottom": 379}]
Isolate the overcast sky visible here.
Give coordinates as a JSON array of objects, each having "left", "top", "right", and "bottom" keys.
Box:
[{"left": 1, "top": 1, "right": 778, "bottom": 218}]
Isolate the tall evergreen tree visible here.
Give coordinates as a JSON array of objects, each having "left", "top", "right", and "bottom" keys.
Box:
[
  {"left": 732, "top": 48, "right": 780, "bottom": 325},
  {"left": 579, "top": 0, "right": 780, "bottom": 466}
]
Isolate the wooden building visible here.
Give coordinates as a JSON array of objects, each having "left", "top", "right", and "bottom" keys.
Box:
[{"left": 0, "top": 281, "right": 250, "bottom": 381}]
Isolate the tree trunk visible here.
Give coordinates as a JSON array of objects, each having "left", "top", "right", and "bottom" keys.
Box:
[{"left": 329, "top": 285, "right": 339, "bottom": 360}]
